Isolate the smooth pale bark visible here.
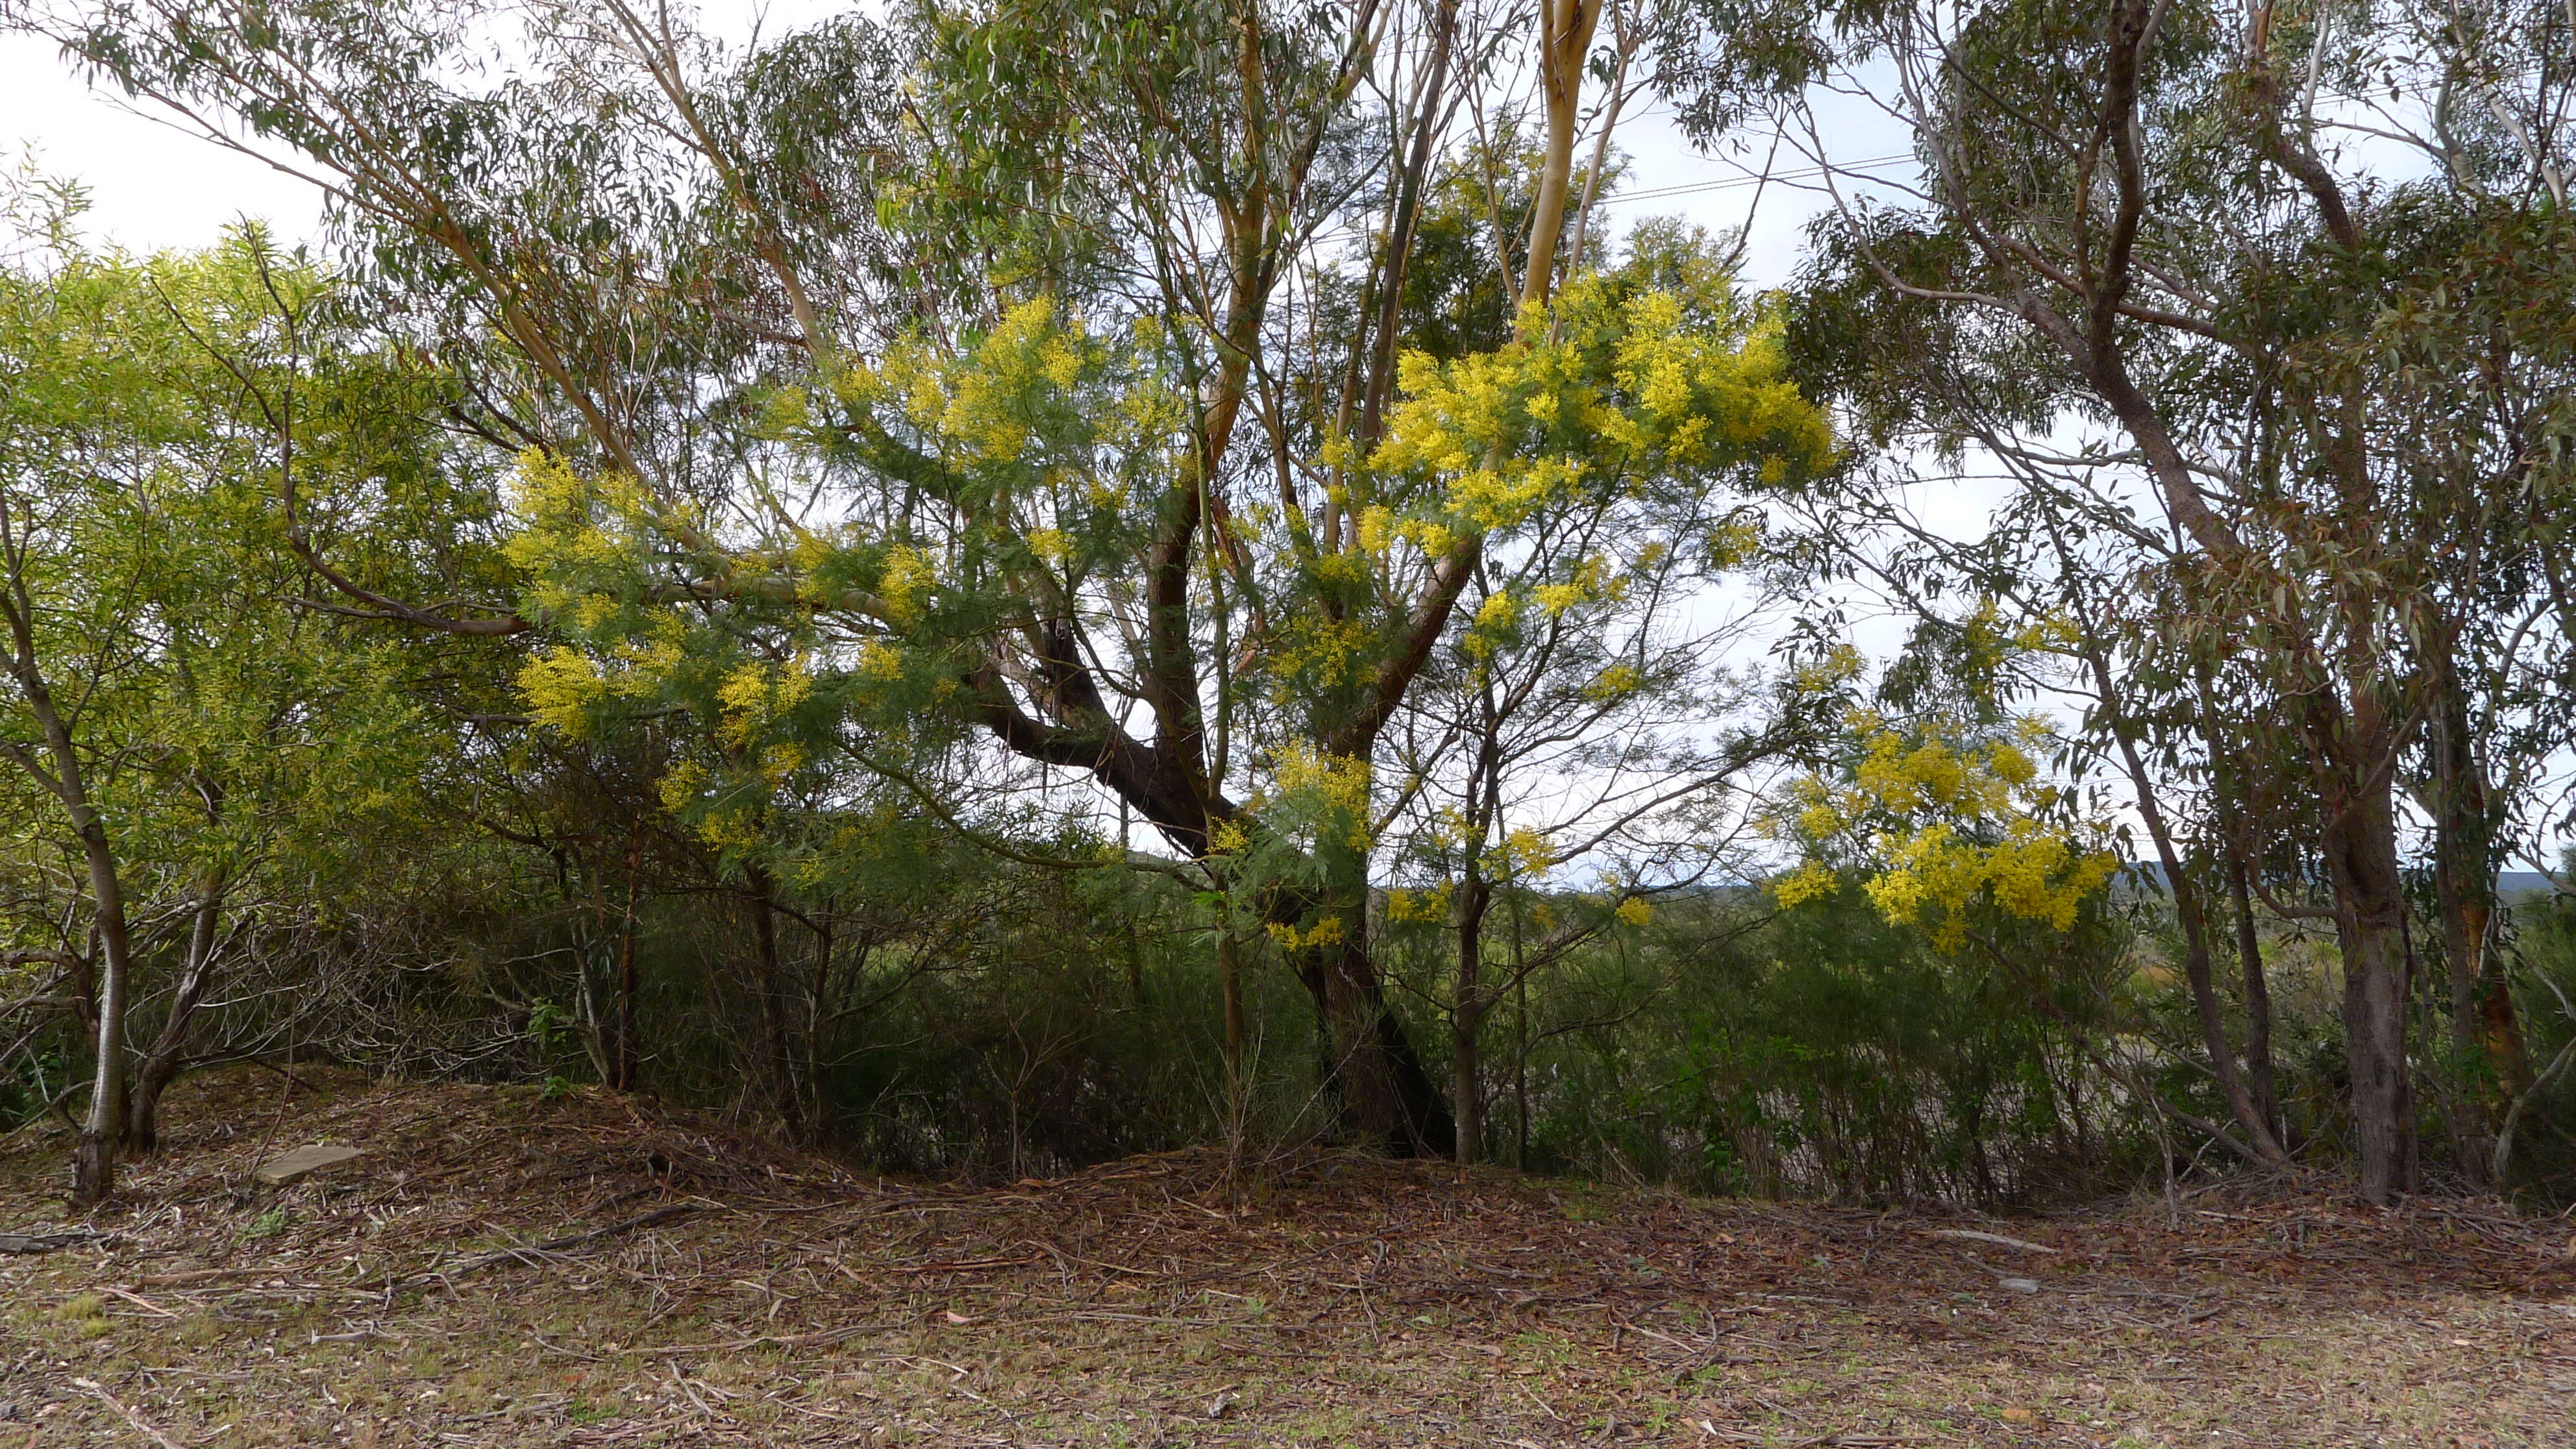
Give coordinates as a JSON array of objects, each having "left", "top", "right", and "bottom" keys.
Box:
[
  {"left": 0, "top": 568, "right": 140, "bottom": 1208},
  {"left": 1518, "top": 0, "right": 1605, "bottom": 313},
  {"left": 69, "top": 823, "right": 133, "bottom": 1207}
]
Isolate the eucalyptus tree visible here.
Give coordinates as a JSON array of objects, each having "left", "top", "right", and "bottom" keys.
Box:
[
  {"left": 51, "top": 0, "right": 1831, "bottom": 1152},
  {"left": 1662, "top": 0, "right": 2576, "bottom": 1200}
]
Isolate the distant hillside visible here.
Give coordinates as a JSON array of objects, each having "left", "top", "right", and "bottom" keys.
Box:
[{"left": 2119, "top": 862, "right": 2560, "bottom": 900}]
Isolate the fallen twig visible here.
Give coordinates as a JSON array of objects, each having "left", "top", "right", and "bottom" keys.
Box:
[
  {"left": 73, "top": 1376, "right": 187, "bottom": 1449},
  {"left": 99, "top": 1285, "right": 180, "bottom": 1319},
  {"left": 434, "top": 1204, "right": 700, "bottom": 1278},
  {"left": 629, "top": 1323, "right": 898, "bottom": 1358}
]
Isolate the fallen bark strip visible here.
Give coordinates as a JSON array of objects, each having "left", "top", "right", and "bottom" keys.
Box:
[
  {"left": 133, "top": 1266, "right": 274, "bottom": 1286},
  {"left": 1927, "top": 1229, "right": 2060, "bottom": 1254},
  {"left": 886, "top": 1256, "right": 1041, "bottom": 1274},
  {"left": 0, "top": 1230, "right": 110, "bottom": 1255},
  {"left": 1697, "top": 1429, "right": 1924, "bottom": 1446}
]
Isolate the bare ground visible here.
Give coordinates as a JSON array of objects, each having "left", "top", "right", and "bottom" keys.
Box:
[{"left": 1, "top": 1069, "right": 2570, "bottom": 1448}]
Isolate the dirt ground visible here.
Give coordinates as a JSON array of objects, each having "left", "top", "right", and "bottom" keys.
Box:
[{"left": 1, "top": 1069, "right": 2570, "bottom": 1448}]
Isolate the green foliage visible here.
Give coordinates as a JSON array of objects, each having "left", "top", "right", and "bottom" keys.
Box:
[
  {"left": 6, "top": 0, "right": 2570, "bottom": 1212},
  {"left": 1390, "top": 882, "right": 2149, "bottom": 1205}
]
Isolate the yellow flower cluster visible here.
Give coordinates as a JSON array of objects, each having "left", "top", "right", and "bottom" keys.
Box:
[
  {"left": 502, "top": 449, "right": 663, "bottom": 623},
  {"left": 514, "top": 608, "right": 693, "bottom": 740},
  {"left": 860, "top": 297, "right": 1091, "bottom": 466},
  {"left": 1265, "top": 611, "right": 1373, "bottom": 698},
  {"left": 1772, "top": 715, "right": 2116, "bottom": 951},
  {"left": 1386, "top": 884, "right": 1454, "bottom": 923},
  {"left": 1585, "top": 662, "right": 1644, "bottom": 702},
  {"left": 1267, "top": 915, "right": 1348, "bottom": 952},
  {"left": 1361, "top": 279, "right": 1832, "bottom": 564},
  {"left": 1268, "top": 743, "right": 1376, "bottom": 852},
  {"left": 1497, "top": 825, "right": 1557, "bottom": 876},
  {"left": 714, "top": 656, "right": 815, "bottom": 747},
  {"left": 876, "top": 544, "right": 937, "bottom": 626}
]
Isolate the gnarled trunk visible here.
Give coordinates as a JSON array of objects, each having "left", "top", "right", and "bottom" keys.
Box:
[
  {"left": 127, "top": 878, "right": 226, "bottom": 1156},
  {"left": 1278, "top": 848, "right": 1455, "bottom": 1158}
]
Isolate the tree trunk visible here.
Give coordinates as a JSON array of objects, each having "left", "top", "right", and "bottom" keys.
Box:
[
  {"left": 2082, "top": 643, "right": 2285, "bottom": 1164},
  {"left": 2227, "top": 848, "right": 2281, "bottom": 1146},
  {"left": 744, "top": 864, "right": 806, "bottom": 1143},
  {"left": 1519, "top": 0, "right": 1606, "bottom": 313},
  {"left": 1287, "top": 848, "right": 1454, "bottom": 1158},
  {"left": 1218, "top": 923, "right": 1245, "bottom": 1086},
  {"left": 2321, "top": 784, "right": 2412, "bottom": 1204},
  {"left": 1319, "top": 935, "right": 1455, "bottom": 1159},
  {"left": 70, "top": 821, "right": 134, "bottom": 1209},
  {"left": 615, "top": 827, "right": 641, "bottom": 1093},
  {"left": 1453, "top": 870, "right": 1491, "bottom": 1166},
  {"left": 2428, "top": 655, "right": 2529, "bottom": 1123},
  {"left": 1, "top": 597, "right": 138, "bottom": 1209},
  {"left": 127, "top": 877, "right": 226, "bottom": 1156}
]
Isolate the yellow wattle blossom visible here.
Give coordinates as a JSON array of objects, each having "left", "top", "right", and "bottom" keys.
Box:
[
  {"left": 518, "top": 646, "right": 607, "bottom": 738},
  {"left": 1269, "top": 743, "right": 1376, "bottom": 851},
  {"left": 1466, "top": 589, "right": 1519, "bottom": 660},
  {"left": 693, "top": 803, "right": 769, "bottom": 853},
  {"left": 1356, "top": 504, "right": 1394, "bottom": 557},
  {"left": 1268, "top": 916, "right": 1348, "bottom": 952},
  {"left": 1615, "top": 897, "right": 1654, "bottom": 927},
  {"left": 1790, "top": 643, "right": 1866, "bottom": 697},
  {"left": 856, "top": 639, "right": 906, "bottom": 682},
  {"left": 1770, "top": 715, "right": 2116, "bottom": 951},
  {"left": 878, "top": 544, "right": 936, "bottom": 625},
  {"left": 1387, "top": 884, "right": 1454, "bottom": 924},
  {"left": 1533, "top": 554, "right": 1612, "bottom": 618},
  {"left": 1359, "top": 276, "right": 1833, "bottom": 576},
  {"left": 1026, "top": 526, "right": 1072, "bottom": 565},
  {"left": 656, "top": 760, "right": 708, "bottom": 813},
  {"left": 1265, "top": 613, "right": 1372, "bottom": 697},
  {"left": 1706, "top": 517, "right": 1763, "bottom": 569},
  {"left": 1585, "top": 662, "right": 1644, "bottom": 702},
  {"left": 1499, "top": 825, "right": 1557, "bottom": 876},
  {"left": 715, "top": 656, "right": 814, "bottom": 747},
  {"left": 1770, "top": 860, "right": 1838, "bottom": 910},
  {"left": 503, "top": 450, "right": 664, "bottom": 622}
]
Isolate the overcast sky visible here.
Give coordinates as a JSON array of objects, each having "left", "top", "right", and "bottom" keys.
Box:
[{"left": 0, "top": 17, "right": 1919, "bottom": 286}]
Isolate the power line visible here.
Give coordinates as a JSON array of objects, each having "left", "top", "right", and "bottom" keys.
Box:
[{"left": 1602, "top": 153, "right": 1918, "bottom": 205}]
